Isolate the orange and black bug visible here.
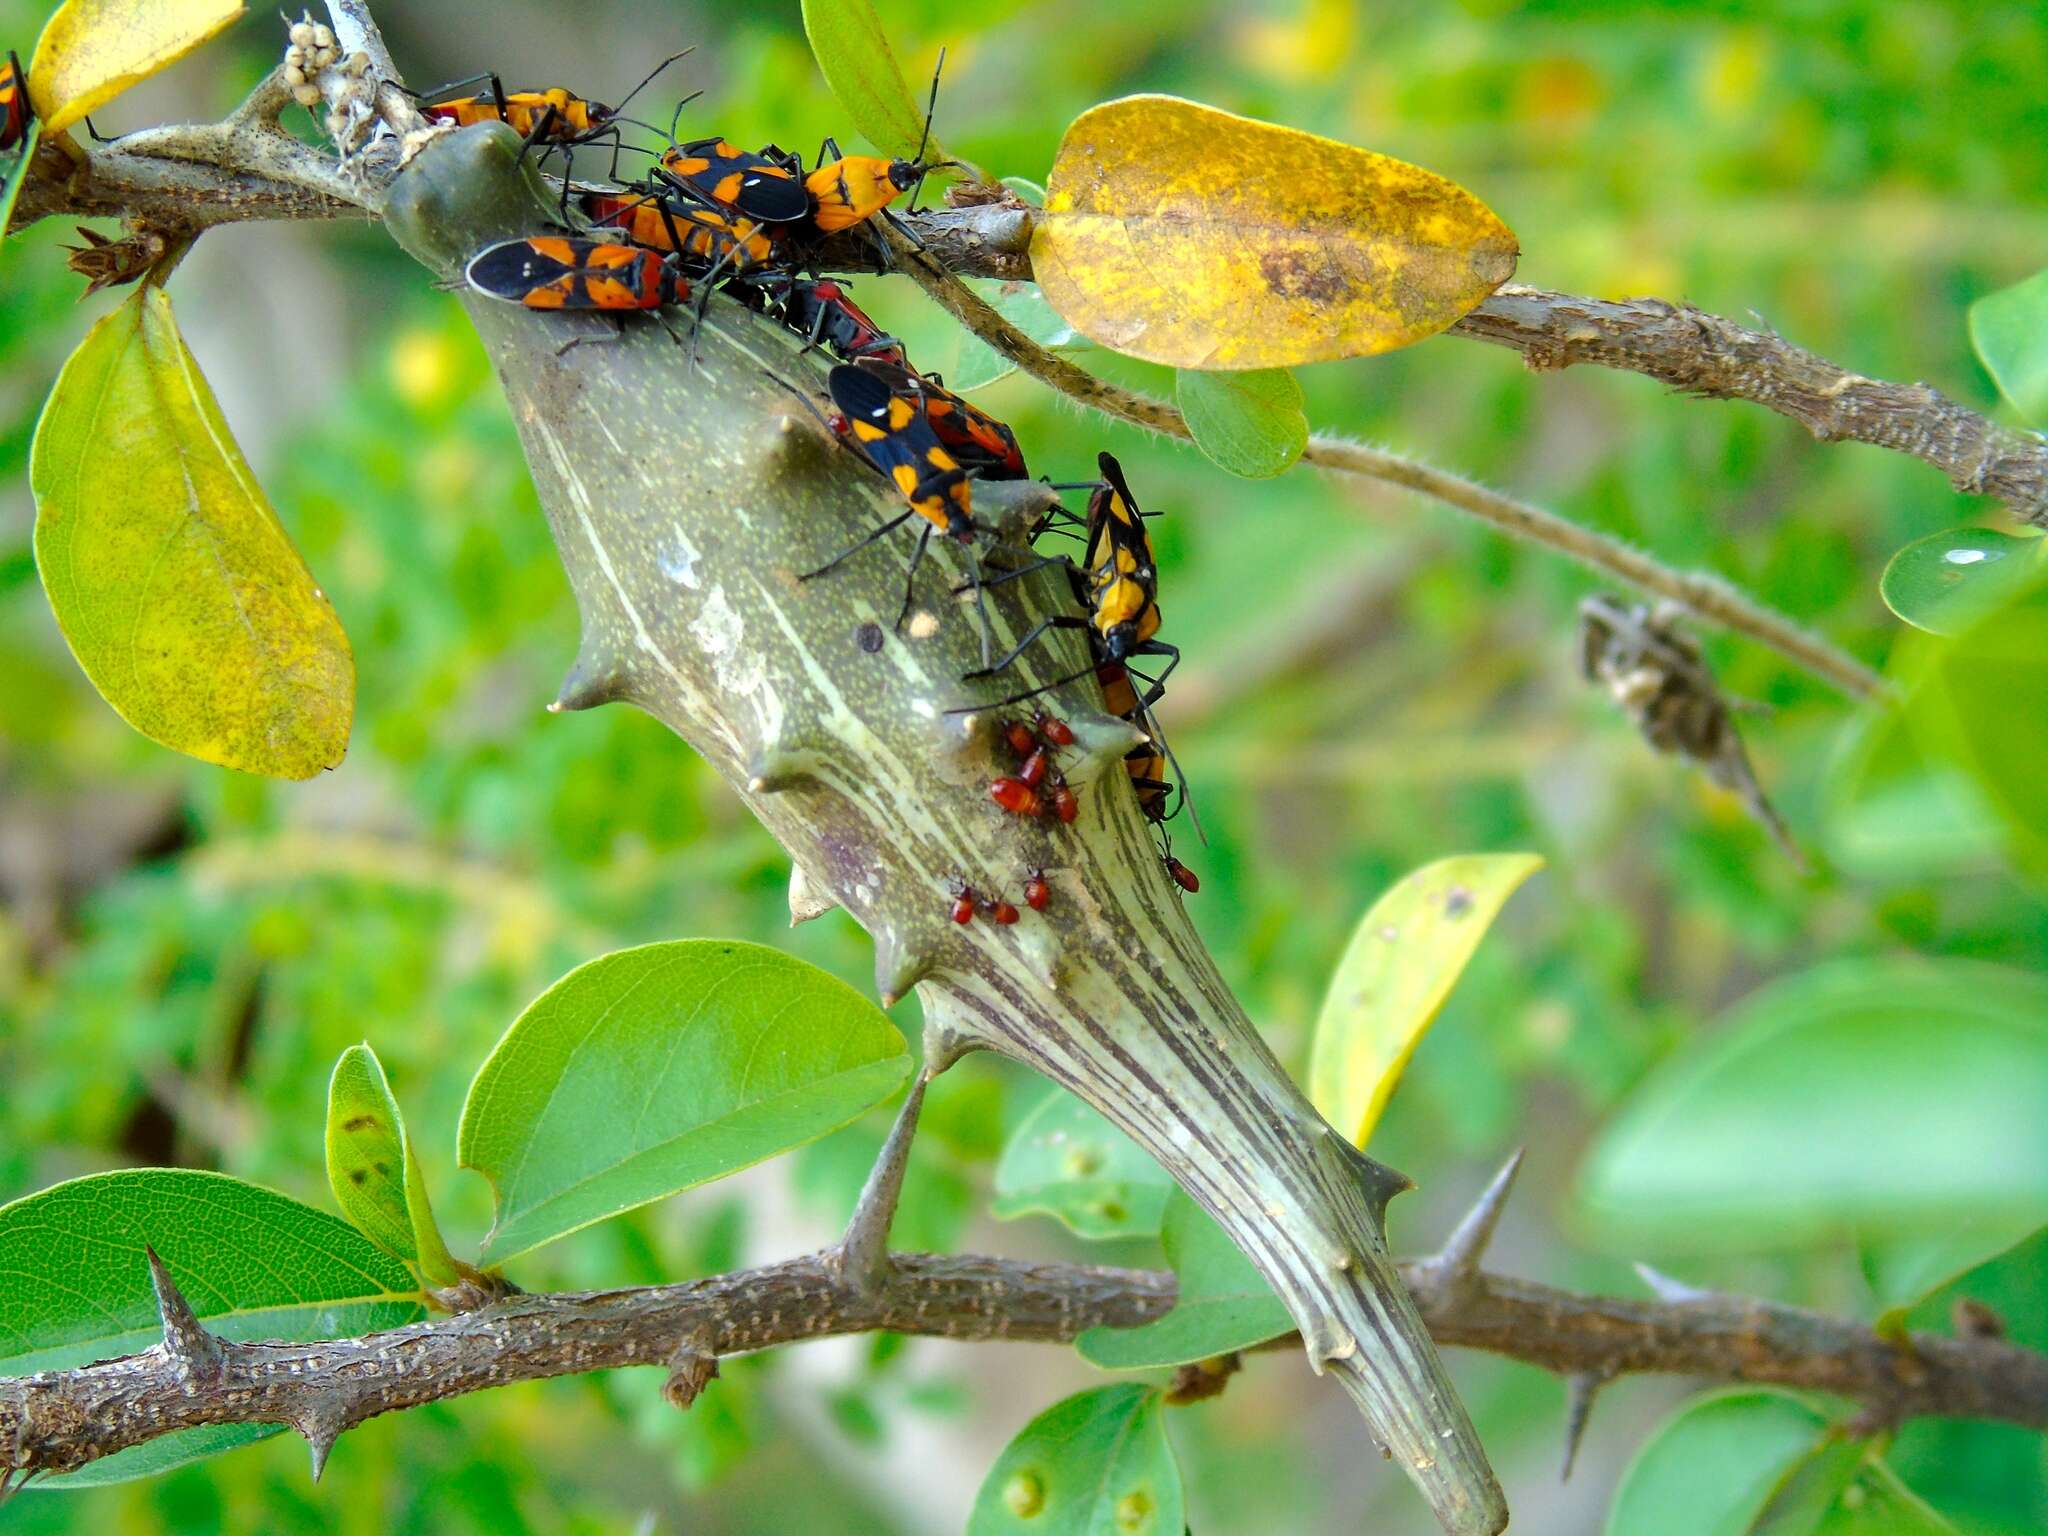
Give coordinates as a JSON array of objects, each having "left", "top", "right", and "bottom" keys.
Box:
[
  {"left": 582, "top": 190, "right": 777, "bottom": 273},
  {"left": 1, "top": 50, "right": 31, "bottom": 154},
  {"left": 773, "top": 362, "right": 990, "bottom": 646},
  {"left": 803, "top": 51, "right": 953, "bottom": 236},
  {"left": 422, "top": 84, "right": 604, "bottom": 140},
  {"left": 825, "top": 361, "right": 974, "bottom": 542},
  {"left": 777, "top": 278, "right": 905, "bottom": 364},
  {"left": 914, "top": 371, "right": 1026, "bottom": 480},
  {"left": 961, "top": 451, "right": 1178, "bottom": 707},
  {"left": 658, "top": 137, "right": 810, "bottom": 224},
  {"left": 822, "top": 361, "right": 974, "bottom": 630},
  {"left": 420, "top": 50, "right": 686, "bottom": 141},
  {"left": 466, "top": 236, "right": 689, "bottom": 311},
  {"left": 952, "top": 452, "right": 1202, "bottom": 866},
  {"left": 1023, "top": 873, "right": 1051, "bottom": 911}
]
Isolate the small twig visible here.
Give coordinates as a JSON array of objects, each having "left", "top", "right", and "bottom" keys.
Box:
[
  {"left": 1453, "top": 286, "right": 2048, "bottom": 528},
  {"left": 882, "top": 222, "right": 1883, "bottom": 701}
]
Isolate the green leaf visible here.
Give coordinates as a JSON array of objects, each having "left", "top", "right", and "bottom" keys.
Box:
[
  {"left": 799, "top": 0, "right": 937, "bottom": 162},
  {"left": 1969, "top": 265, "right": 2048, "bottom": 424},
  {"left": 326, "top": 1043, "right": 462, "bottom": 1286},
  {"left": 0, "top": 1169, "right": 420, "bottom": 1486},
  {"left": 1, "top": 118, "right": 42, "bottom": 238},
  {"left": 30, "top": 285, "right": 354, "bottom": 779},
  {"left": 1861, "top": 1217, "right": 2043, "bottom": 1325},
  {"left": 1076, "top": 1187, "right": 1290, "bottom": 1368},
  {"left": 1575, "top": 959, "right": 2048, "bottom": 1254},
  {"left": 1607, "top": 1390, "right": 1830, "bottom": 1536},
  {"left": 458, "top": 940, "right": 912, "bottom": 1260},
  {"left": 990, "top": 1087, "right": 1172, "bottom": 1240},
  {"left": 1175, "top": 366, "right": 1308, "bottom": 479},
  {"left": 1903, "top": 567, "right": 2048, "bottom": 871},
  {"left": 1821, "top": 699, "right": 2005, "bottom": 881},
  {"left": 35, "top": 1426, "right": 290, "bottom": 1490},
  {"left": 948, "top": 279, "right": 1085, "bottom": 393},
  {"left": 1750, "top": 1436, "right": 1870, "bottom": 1536},
  {"left": 1839, "top": 1462, "right": 1961, "bottom": 1536},
  {"left": 1308, "top": 852, "right": 1542, "bottom": 1146},
  {"left": 968, "top": 1385, "right": 1183, "bottom": 1536},
  {"left": 1880, "top": 527, "right": 2040, "bottom": 635}
]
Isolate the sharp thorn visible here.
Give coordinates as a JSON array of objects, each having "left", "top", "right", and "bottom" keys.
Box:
[
  {"left": 550, "top": 645, "right": 630, "bottom": 713},
  {"left": 1560, "top": 1370, "right": 1607, "bottom": 1481},
  {"left": 744, "top": 745, "right": 819, "bottom": 796},
  {"left": 788, "top": 861, "right": 838, "bottom": 926},
  {"left": 298, "top": 1412, "right": 342, "bottom": 1482},
  {"left": 875, "top": 932, "right": 938, "bottom": 1008},
  {"left": 832, "top": 1074, "right": 928, "bottom": 1293},
  {"left": 1430, "top": 1149, "right": 1524, "bottom": 1283},
  {"left": 146, "top": 1245, "right": 225, "bottom": 1375},
  {"left": 1634, "top": 1261, "right": 1716, "bottom": 1305}
]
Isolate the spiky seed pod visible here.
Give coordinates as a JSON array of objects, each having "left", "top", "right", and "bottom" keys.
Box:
[{"left": 382, "top": 123, "right": 1507, "bottom": 1536}]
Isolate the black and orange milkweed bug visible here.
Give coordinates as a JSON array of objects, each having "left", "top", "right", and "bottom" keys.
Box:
[
  {"left": 989, "top": 898, "right": 1020, "bottom": 925},
  {"left": 951, "top": 453, "right": 1202, "bottom": 875},
  {"left": 420, "top": 50, "right": 688, "bottom": 145},
  {"left": 1165, "top": 856, "right": 1200, "bottom": 894},
  {"left": 778, "top": 279, "right": 905, "bottom": 364},
  {"left": 466, "top": 236, "right": 689, "bottom": 311},
  {"left": 773, "top": 361, "right": 994, "bottom": 657},
  {"left": 1023, "top": 873, "right": 1051, "bottom": 911},
  {"left": 658, "top": 138, "right": 810, "bottom": 224},
  {"left": 581, "top": 190, "right": 777, "bottom": 273},
  {"left": 914, "top": 372, "right": 1027, "bottom": 480},
  {"left": 949, "top": 884, "right": 977, "bottom": 925},
  {"left": 803, "top": 51, "right": 954, "bottom": 236},
  {"left": 826, "top": 362, "right": 974, "bottom": 542},
  {"left": 960, "top": 451, "right": 1178, "bottom": 708},
  {"left": 0, "top": 50, "right": 30, "bottom": 154}
]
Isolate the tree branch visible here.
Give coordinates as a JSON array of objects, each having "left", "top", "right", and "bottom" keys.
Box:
[
  {"left": 4, "top": 1239, "right": 2040, "bottom": 1482},
  {"left": 14, "top": 114, "right": 2034, "bottom": 535},
  {"left": 881, "top": 223, "right": 1885, "bottom": 700},
  {"left": 892, "top": 206, "right": 2048, "bottom": 530}
]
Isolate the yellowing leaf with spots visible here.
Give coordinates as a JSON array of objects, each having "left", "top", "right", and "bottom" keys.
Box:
[
  {"left": 968, "top": 1385, "right": 1183, "bottom": 1536},
  {"left": 1309, "top": 853, "right": 1543, "bottom": 1146},
  {"left": 31, "top": 285, "right": 354, "bottom": 778},
  {"left": 1032, "top": 95, "right": 1518, "bottom": 369},
  {"left": 30, "top": 0, "right": 244, "bottom": 136}
]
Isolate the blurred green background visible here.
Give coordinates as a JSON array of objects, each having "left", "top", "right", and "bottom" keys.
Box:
[{"left": 2, "top": 1, "right": 2044, "bottom": 1533}]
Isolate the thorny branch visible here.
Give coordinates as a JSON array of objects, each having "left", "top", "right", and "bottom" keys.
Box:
[{"left": 3, "top": 1162, "right": 2043, "bottom": 1484}]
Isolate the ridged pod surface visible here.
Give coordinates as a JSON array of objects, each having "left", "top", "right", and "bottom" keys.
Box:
[{"left": 383, "top": 124, "right": 1506, "bottom": 1535}]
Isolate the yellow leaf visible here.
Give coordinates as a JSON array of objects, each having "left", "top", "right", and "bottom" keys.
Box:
[
  {"left": 30, "top": 0, "right": 244, "bottom": 136},
  {"left": 1031, "top": 95, "right": 1518, "bottom": 369},
  {"left": 31, "top": 285, "right": 354, "bottom": 779},
  {"left": 1309, "top": 853, "right": 1544, "bottom": 1146}
]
